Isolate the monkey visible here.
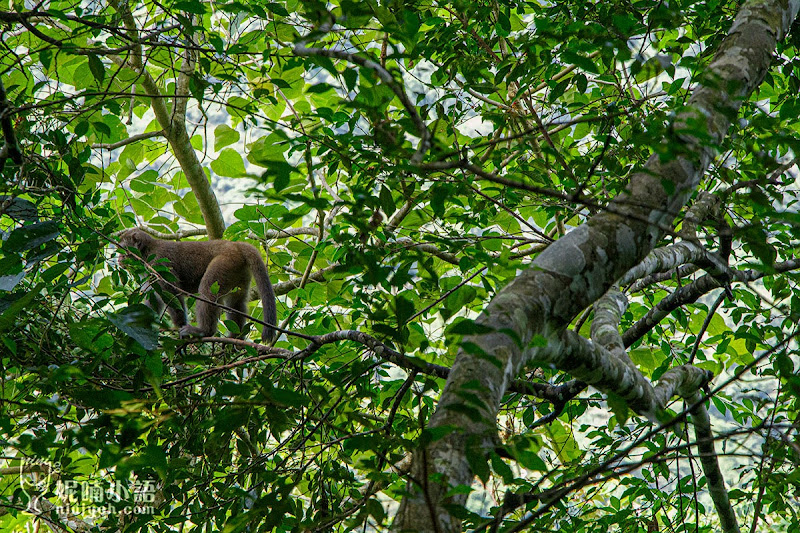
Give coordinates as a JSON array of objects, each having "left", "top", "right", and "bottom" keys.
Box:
[{"left": 118, "top": 228, "right": 277, "bottom": 341}]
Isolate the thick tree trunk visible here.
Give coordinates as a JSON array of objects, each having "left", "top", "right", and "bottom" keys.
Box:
[{"left": 393, "top": 1, "right": 800, "bottom": 531}]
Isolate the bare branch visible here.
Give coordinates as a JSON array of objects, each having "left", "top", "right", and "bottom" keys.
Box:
[
  {"left": 92, "top": 129, "right": 165, "bottom": 150},
  {"left": 688, "top": 393, "right": 741, "bottom": 533}
]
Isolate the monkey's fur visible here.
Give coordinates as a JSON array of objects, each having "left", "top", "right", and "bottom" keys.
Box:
[{"left": 119, "top": 228, "right": 277, "bottom": 341}]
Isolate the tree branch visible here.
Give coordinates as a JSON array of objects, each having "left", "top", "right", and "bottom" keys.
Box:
[
  {"left": 394, "top": 2, "right": 800, "bottom": 529},
  {"left": 623, "top": 259, "right": 800, "bottom": 347},
  {"left": 92, "top": 129, "right": 165, "bottom": 150},
  {"left": 688, "top": 392, "right": 741, "bottom": 533}
]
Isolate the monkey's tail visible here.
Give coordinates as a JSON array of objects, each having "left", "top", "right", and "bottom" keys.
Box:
[{"left": 244, "top": 246, "right": 278, "bottom": 341}]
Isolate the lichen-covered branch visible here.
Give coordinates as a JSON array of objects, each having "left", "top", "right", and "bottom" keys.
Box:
[
  {"left": 591, "top": 289, "right": 635, "bottom": 368},
  {"left": 623, "top": 258, "right": 800, "bottom": 347},
  {"left": 173, "top": 31, "right": 196, "bottom": 122},
  {"left": 257, "top": 227, "right": 321, "bottom": 239},
  {"left": 688, "top": 393, "right": 741, "bottom": 533},
  {"left": 627, "top": 263, "right": 699, "bottom": 293},
  {"left": 608, "top": 194, "right": 727, "bottom": 290},
  {"left": 680, "top": 191, "right": 721, "bottom": 239},
  {"left": 393, "top": 2, "right": 800, "bottom": 530},
  {"left": 536, "top": 329, "right": 712, "bottom": 421},
  {"left": 619, "top": 241, "right": 713, "bottom": 286}
]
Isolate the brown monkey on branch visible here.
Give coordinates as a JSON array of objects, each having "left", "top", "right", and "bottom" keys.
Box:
[{"left": 118, "top": 228, "right": 277, "bottom": 341}]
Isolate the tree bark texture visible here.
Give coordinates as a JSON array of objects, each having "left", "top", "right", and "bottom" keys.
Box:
[
  {"left": 393, "top": 1, "right": 800, "bottom": 531},
  {"left": 111, "top": 0, "right": 226, "bottom": 239},
  {"left": 689, "top": 393, "right": 741, "bottom": 533}
]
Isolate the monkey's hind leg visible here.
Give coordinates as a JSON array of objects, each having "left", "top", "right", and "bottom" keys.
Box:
[
  {"left": 178, "top": 257, "right": 234, "bottom": 338},
  {"left": 164, "top": 294, "right": 189, "bottom": 330}
]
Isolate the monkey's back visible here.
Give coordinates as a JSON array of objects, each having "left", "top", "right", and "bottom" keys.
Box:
[{"left": 156, "top": 240, "right": 257, "bottom": 292}]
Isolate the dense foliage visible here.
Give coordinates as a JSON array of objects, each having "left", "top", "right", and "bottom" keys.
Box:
[{"left": 1, "top": 0, "right": 799, "bottom": 531}]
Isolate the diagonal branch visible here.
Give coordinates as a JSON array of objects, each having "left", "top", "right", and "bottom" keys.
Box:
[
  {"left": 623, "top": 258, "right": 800, "bottom": 347},
  {"left": 688, "top": 392, "right": 741, "bottom": 533},
  {"left": 92, "top": 129, "right": 165, "bottom": 150}
]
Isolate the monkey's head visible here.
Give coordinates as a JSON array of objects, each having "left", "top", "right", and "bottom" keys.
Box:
[{"left": 117, "top": 228, "right": 155, "bottom": 262}]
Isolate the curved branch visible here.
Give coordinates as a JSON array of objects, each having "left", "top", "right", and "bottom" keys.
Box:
[
  {"left": 680, "top": 191, "right": 720, "bottom": 239},
  {"left": 110, "top": 14, "right": 225, "bottom": 238},
  {"left": 259, "top": 227, "right": 321, "bottom": 239},
  {"left": 619, "top": 241, "right": 726, "bottom": 286},
  {"left": 628, "top": 263, "right": 699, "bottom": 293},
  {"left": 538, "top": 327, "right": 712, "bottom": 421},
  {"left": 163, "top": 328, "right": 582, "bottom": 405}
]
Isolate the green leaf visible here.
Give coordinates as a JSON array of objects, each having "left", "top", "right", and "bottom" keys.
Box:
[
  {"left": 544, "top": 420, "right": 582, "bottom": 463},
  {"left": 174, "top": 1, "right": 207, "bottom": 14},
  {"left": 4, "top": 221, "right": 60, "bottom": 253},
  {"left": 395, "top": 293, "right": 415, "bottom": 326},
  {"left": 419, "top": 425, "right": 459, "bottom": 446},
  {"left": 630, "top": 347, "right": 657, "bottom": 373},
  {"left": 87, "top": 54, "right": 105, "bottom": 85},
  {"left": 118, "top": 445, "right": 168, "bottom": 478},
  {"left": 0, "top": 196, "right": 37, "bottom": 220},
  {"left": 306, "top": 83, "right": 335, "bottom": 94},
  {"left": 93, "top": 121, "right": 111, "bottom": 137},
  {"left": 0, "top": 287, "right": 40, "bottom": 334},
  {"left": 108, "top": 304, "right": 159, "bottom": 350},
  {"left": 214, "top": 124, "right": 241, "bottom": 151},
  {"left": 606, "top": 391, "right": 630, "bottom": 427},
  {"left": 466, "top": 437, "right": 490, "bottom": 483},
  {"left": 446, "top": 318, "right": 494, "bottom": 336},
  {"left": 211, "top": 148, "right": 247, "bottom": 177},
  {"left": 263, "top": 386, "right": 306, "bottom": 407},
  {"left": 490, "top": 452, "right": 514, "bottom": 484},
  {"left": 379, "top": 185, "right": 396, "bottom": 215},
  {"left": 741, "top": 225, "right": 777, "bottom": 268},
  {"left": 68, "top": 320, "right": 113, "bottom": 352},
  {"left": 130, "top": 169, "right": 159, "bottom": 193}
]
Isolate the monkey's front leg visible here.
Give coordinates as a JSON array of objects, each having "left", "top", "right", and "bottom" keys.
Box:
[
  {"left": 143, "top": 281, "right": 189, "bottom": 330},
  {"left": 152, "top": 282, "right": 190, "bottom": 331},
  {"left": 179, "top": 258, "right": 232, "bottom": 338}
]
